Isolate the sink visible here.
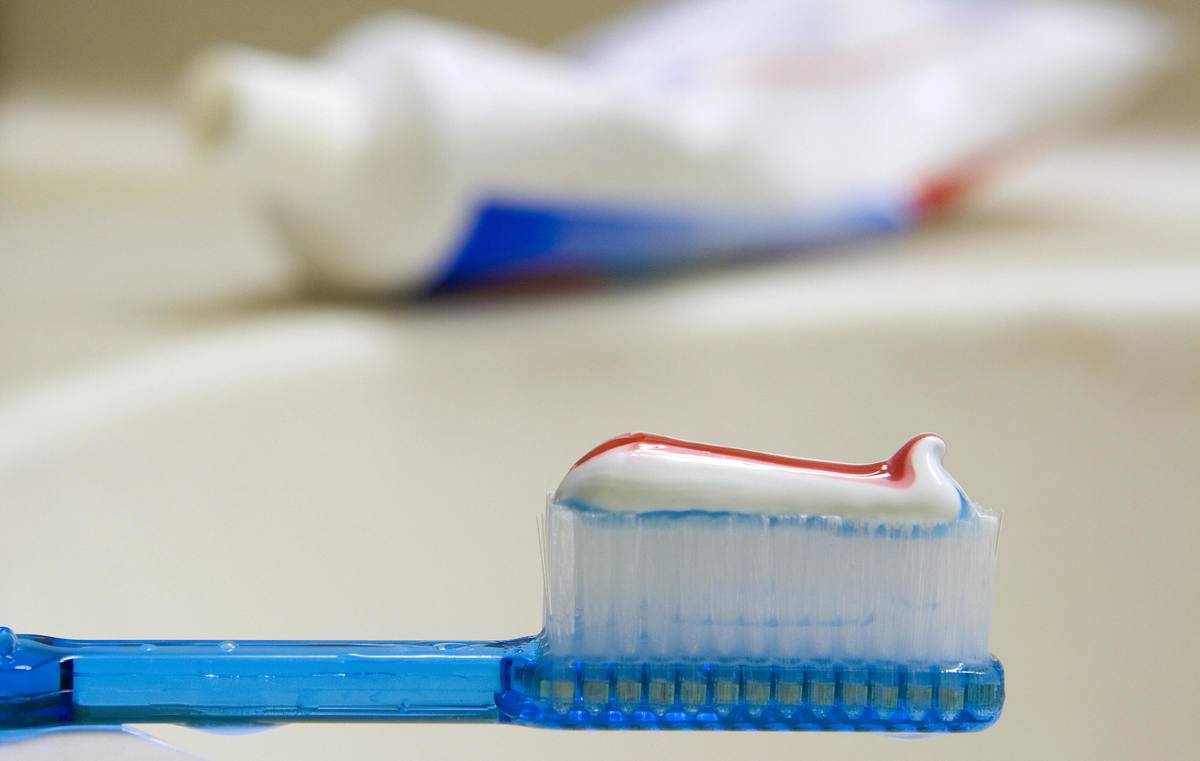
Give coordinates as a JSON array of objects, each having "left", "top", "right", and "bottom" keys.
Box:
[{"left": 2, "top": 103, "right": 1198, "bottom": 759}]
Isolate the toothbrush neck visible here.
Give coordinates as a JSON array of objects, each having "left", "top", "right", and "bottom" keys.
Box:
[{"left": 0, "top": 632, "right": 534, "bottom": 729}]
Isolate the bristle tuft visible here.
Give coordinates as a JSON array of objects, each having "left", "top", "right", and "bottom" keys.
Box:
[{"left": 544, "top": 502, "right": 998, "bottom": 664}]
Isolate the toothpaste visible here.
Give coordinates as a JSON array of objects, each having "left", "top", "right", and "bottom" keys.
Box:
[
  {"left": 555, "top": 433, "right": 964, "bottom": 524},
  {"left": 182, "top": 1, "right": 1162, "bottom": 293}
]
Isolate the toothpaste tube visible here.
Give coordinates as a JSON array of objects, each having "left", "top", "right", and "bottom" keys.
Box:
[{"left": 182, "top": 0, "right": 1162, "bottom": 293}]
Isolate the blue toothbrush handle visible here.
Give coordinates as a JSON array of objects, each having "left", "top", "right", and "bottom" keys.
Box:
[{"left": 0, "top": 628, "right": 534, "bottom": 729}]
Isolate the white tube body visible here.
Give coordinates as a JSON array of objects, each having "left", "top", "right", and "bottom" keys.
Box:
[{"left": 184, "top": 2, "right": 1162, "bottom": 292}]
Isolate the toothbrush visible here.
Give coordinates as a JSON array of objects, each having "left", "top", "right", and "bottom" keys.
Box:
[{"left": 0, "top": 433, "right": 1002, "bottom": 732}]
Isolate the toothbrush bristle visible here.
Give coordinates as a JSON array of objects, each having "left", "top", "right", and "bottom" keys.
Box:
[{"left": 544, "top": 508, "right": 998, "bottom": 664}]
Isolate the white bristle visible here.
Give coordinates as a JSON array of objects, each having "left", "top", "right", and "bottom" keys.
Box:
[{"left": 543, "top": 501, "right": 998, "bottom": 664}]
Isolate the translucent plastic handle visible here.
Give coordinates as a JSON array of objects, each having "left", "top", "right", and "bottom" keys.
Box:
[{"left": 0, "top": 628, "right": 534, "bottom": 730}]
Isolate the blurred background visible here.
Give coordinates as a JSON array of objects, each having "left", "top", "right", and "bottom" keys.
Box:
[{"left": 1, "top": 1, "right": 1198, "bottom": 760}]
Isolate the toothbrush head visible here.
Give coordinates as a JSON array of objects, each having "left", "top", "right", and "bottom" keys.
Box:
[{"left": 498, "top": 433, "right": 1002, "bottom": 731}]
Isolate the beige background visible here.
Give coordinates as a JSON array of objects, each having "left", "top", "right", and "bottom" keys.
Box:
[
  {"left": 1, "top": 0, "right": 1197, "bottom": 124},
  {"left": 1, "top": 2, "right": 1199, "bottom": 760},
  {"left": 0, "top": 2, "right": 632, "bottom": 90}
]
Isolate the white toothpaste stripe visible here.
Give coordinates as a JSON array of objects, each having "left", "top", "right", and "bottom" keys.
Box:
[{"left": 555, "top": 434, "right": 964, "bottom": 524}]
